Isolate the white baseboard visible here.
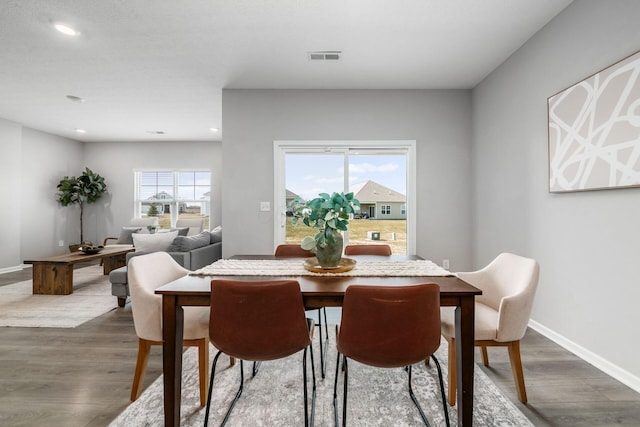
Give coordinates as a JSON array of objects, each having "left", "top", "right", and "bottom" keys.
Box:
[
  {"left": 529, "top": 319, "right": 640, "bottom": 394},
  {"left": 0, "top": 265, "right": 26, "bottom": 275},
  {"left": 0, "top": 264, "right": 31, "bottom": 275}
]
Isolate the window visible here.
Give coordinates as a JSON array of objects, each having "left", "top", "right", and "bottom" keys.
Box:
[
  {"left": 274, "top": 140, "right": 416, "bottom": 255},
  {"left": 381, "top": 205, "right": 391, "bottom": 215},
  {"left": 401, "top": 205, "right": 406, "bottom": 215},
  {"left": 135, "top": 170, "right": 211, "bottom": 229}
]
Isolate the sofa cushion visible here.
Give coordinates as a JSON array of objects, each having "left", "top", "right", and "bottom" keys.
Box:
[
  {"left": 168, "top": 231, "right": 211, "bottom": 252},
  {"left": 132, "top": 231, "right": 179, "bottom": 252},
  {"left": 210, "top": 226, "right": 222, "bottom": 244},
  {"left": 170, "top": 227, "right": 190, "bottom": 236},
  {"left": 118, "top": 227, "right": 142, "bottom": 244}
]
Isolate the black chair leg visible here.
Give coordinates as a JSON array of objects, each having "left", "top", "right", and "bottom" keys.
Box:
[
  {"left": 303, "top": 344, "right": 317, "bottom": 427},
  {"left": 317, "top": 308, "right": 328, "bottom": 378},
  {"left": 407, "top": 364, "right": 432, "bottom": 427},
  {"left": 341, "top": 356, "right": 348, "bottom": 427},
  {"left": 430, "top": 355, "right": 451, "bottom": 427},
  {"left": 205, "top": 354, "right": 245, "bottom": 427},
  {"left": 252, "top": 361, "right": 261, "bottom": 377},
  {"left": 332, "top": 350, "right": 342, "bottom": 427},
  {"left": 204, "top": 350, "right": 224, "bottom": 427}
]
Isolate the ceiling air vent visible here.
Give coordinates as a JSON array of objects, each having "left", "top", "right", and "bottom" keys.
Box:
[{"left": 308, "top": 51, "right": 341, "bottom": 61}]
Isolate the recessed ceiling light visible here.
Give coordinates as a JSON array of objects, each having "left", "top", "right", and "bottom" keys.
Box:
[
  {"left": 54, "top": 23, "right": 80, "bottom": 36},
  {"left": 66, "top": 95, "right": 84, "bottom": 102},
  {"left": 146, "top": 130, "right": 166, "bottom": 135},
  {"left": 209, "top": 128, "right": 219, "bottom": 132},
  {"left": 75, "top": 128, "right": 86, "bottom": 133}
]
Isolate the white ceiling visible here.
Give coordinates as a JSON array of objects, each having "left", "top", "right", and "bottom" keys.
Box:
[{"left": 0, "top": 0, "right": 573, "bottom": 142}]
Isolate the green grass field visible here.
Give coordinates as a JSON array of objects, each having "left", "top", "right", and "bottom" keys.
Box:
[{"left": 286, "top": 218, "right": 407, "bottom": 254}]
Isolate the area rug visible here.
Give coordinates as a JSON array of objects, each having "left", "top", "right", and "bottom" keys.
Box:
[
  {"left": 0, "top": 265, "right": 117, "bottom": 328},
  {"left": 110, "top": 335, "right": 533, "bottom": 426}
]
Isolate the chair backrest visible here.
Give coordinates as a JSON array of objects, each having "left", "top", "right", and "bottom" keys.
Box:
[
  {"left": 129, "top": 217, "right": 159, "bottom": 228},
  {"left": 343, "top": 244, "right": 392, "bottom": 256},
  {"left": 457, "top": 252, "right": 540, "bottom": 342},
  {"left": 337, "top": 283, "right": 441, "bottom": 368},
  {"left": 210, "top": 279, "right": 311, "bottom": 361},
  {"left": 128, "top": 252, "right": 189, "bottom": 341},
  {"left": 176, "top": 218, "right": 204, "bottom": 236},
  {"left": 274, "top": 244, "right": 314, "bottom": 258}
]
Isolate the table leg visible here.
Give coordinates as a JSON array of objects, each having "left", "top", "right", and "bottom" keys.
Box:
[
  {"left": 162, "top": 295, "right": 185, "bottom": 427},
  {"left": 32, "top": 263, "right": 73, "bottom": 295},
  {"left": 102, "top": 253, "right": 127, "bottom": 275},
  {"left": 455, "top": 296, "right": 475, "bottom": 426}
]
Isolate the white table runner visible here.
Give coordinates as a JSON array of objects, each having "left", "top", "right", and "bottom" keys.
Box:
[{"left": 191, "top": 258, "right": 454, "bottom": 277}]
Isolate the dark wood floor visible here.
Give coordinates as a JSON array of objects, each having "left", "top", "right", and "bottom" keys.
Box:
[{"left": 1, "top": 265, "right": 639, "bottom": 426}]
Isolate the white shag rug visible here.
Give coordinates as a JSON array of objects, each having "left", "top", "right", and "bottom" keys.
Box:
[{"left": 0, "top": 265, "right": 117, "bottom": 328}]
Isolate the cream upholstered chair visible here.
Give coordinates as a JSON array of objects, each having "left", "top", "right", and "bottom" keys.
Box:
[
  {"left": 128, "top": 252, "right": 233, "bottom": 405},
  {"left": 441, "top": 252, "right": 539, "bottom": 405},
  {"left": 176, "top": 218, "right": 204, "bottom": 236}
]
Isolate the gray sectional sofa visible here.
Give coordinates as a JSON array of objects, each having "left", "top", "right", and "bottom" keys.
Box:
[{"left": 110, "top": 228, "right": 222, "bottom": 307}]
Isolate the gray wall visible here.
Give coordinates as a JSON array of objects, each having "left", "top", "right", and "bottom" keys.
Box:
[
  {"left": 83, "top": 141, "right": 223, "bottom": 242},
  {"left": 0, "top": 126, "right": 221, "bottom": 271},
  {"left": 0, "top": 120, "right": 84, "bottom": 271},
  {"left": 0, "top": 118, "right": 24, "bottom": 270},
  {"left": 221, "top": 89, "right": 473, "bottom": 267},
  {"left": 472, "top": 0, "right": 640, "bottom": 386}
]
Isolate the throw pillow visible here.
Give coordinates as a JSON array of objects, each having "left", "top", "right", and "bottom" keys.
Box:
[
  {"left": 132, "top": 231, "right": 179, "bottom": 252},
  {"left": 117, "top": 227, "right": 142, "bottom": 244},
  {"left": 169, "top": 227, "right": 190, "bottom": 236},
  {"left": 167, "top": 231, "right": 211, "bottom": 252},
  {"left": 210, "top": 226, "right": 222, "bottom": 244}
]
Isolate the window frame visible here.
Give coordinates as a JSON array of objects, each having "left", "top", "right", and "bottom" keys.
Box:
[
  {"left": 134, "top": 169, "right": 211, "bottom": 229},
  {"left": 273, "top": 140, "right": 416, "bottom": 255}
]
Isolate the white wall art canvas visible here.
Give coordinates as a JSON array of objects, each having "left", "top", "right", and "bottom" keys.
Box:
[{"left": 548, "top": 50, "right": 640, "bottom": 192}]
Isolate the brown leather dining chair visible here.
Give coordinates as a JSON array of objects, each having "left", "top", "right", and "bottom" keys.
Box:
[
  {"left": 275, "top": 244, "right": 329, "bottom": 378},
  {"left": 343, "top": 244, "right": 392, "bottom": 256},
  {"left": 204, "top": 279, "right": 317, "bottom": 427},
  {"left": 274, "top": 244, "right": 314, "bottom": 257},
  {"left": 334, "top": 284, "right": 450, "bottom": 426}
]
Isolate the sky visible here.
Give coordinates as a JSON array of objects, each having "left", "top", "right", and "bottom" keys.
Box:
[{"left": 286, "top": 154, "right": 407, "bottom": 202}]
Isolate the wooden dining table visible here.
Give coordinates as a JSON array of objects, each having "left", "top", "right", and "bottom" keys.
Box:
[{"left": 155, "top": 255, "right": 481, "bottom": 426}]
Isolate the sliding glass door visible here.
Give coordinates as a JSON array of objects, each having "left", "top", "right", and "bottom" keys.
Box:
[{"left": 274, "top": 141, "right": 415, "bottom": 254}]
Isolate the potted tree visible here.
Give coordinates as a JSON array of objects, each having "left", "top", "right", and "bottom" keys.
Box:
[{"left": 56, "top": 167, "right": 108, "bottom": 251}]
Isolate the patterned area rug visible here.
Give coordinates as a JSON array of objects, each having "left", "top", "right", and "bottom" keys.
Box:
[
  {"left": 111, "top": 335, "right": 533, "bottom": 426},
  {"left": 0, "top": 265, "right": 117, "bottom": 328}
]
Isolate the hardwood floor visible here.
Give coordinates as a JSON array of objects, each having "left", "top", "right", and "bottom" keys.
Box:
[{"left": 1, "top": 267, "right": 639, "bottom": 426}]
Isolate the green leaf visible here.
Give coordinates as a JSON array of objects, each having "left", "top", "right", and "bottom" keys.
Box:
[{"left": 301, "top": 236, "right": 316, "bottom": 251}]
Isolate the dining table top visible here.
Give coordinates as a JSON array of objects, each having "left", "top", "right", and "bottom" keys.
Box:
[{"left": 155, "top": 254, "right": 481, "bottom": 303}]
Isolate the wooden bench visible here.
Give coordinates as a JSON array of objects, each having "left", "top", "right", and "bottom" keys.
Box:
[{"left": 24, "top": 246, "right": 135, "bottom": 295}]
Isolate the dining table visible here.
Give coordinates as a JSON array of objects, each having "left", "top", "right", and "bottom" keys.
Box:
[{"left": 155, "top": 254, "right": 481, "bottom": 426}]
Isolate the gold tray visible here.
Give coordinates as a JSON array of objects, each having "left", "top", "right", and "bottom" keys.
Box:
[{"left": 304, "top": 257, "right": 356, "bottom": 274}]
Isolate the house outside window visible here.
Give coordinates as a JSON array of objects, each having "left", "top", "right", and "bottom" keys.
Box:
[
  {"left": 381, "top": 205, "right": 391, "bottom": 215},
  {"left": 135, "top": 170, "right": 211, "bottom": 229}
]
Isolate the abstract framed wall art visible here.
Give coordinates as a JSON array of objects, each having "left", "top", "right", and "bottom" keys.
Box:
[{"left": 548, "top": 50, "right": 640, "bottom": 192}]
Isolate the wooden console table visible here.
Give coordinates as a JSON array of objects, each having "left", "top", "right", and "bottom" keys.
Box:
[{"left": 24, "top": 245, "right": 134, "bottom": 295}]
